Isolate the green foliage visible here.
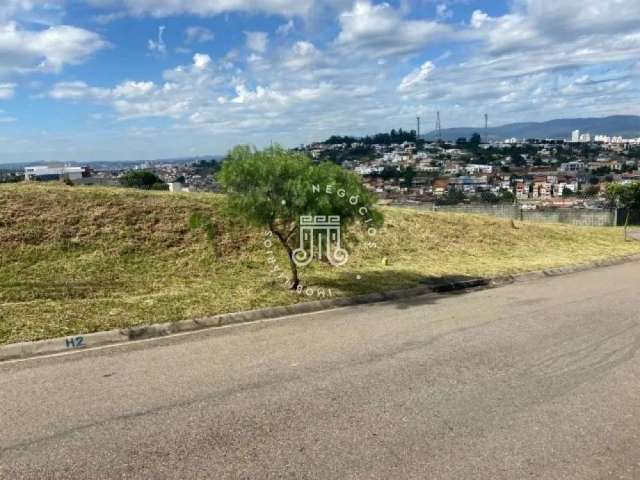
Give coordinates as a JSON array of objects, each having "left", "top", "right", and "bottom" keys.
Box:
[
  {"left": 325, "top": 128, "right": 418, "bottom": 146},
  {"left": 607, "top": 182, "right": 640, "bottom": 210},
  {"left": 480, "top": 191, "right": 500, "bottom": 204},
  {"left": 583, "top": 185, "right": 600, "bottom": 197},
  {"left": 218, "top": 145, "right": 383, "bottom": 287},
  {"left": 119, "top": 171, "right": 168, "bottom": 190},
  {"left": 500, "top": 189, "right": 516, "bottom": 203},
  {"left": 189, "top": 211, "right": 217, "bottom": 242},
  {"left": 316, "top": 145, "right": 375, "bottom": 165},
  {"left": 510, "top": 151, "right": 526, "bottom": 167},
  {"left": 0, "top": 171, "right": 23, "bottom": 184},
  {"left": 436, "top": 189, "right": 467, "bottom": 206},
  {"left": 400, "top": 166, "right": 417, "bottom": 189},
  {"left": 606, "top": 182, "right": 640, "bottom": 238}
]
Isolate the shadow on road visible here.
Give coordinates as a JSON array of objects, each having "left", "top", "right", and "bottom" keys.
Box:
[{"left": 309, "top": 270, "right": 492, "bottom": 310}]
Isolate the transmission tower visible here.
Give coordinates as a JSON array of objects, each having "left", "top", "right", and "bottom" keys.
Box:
[
  {"left": 435, "top": 111, "right": 442, "bottom": 143},
  {"left": 484, "top": 113, "right": 488, "bottom": 142}
]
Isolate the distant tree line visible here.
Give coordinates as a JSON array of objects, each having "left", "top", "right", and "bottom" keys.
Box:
[{"left": 323, "top": 128, "right": 421, "bottom": 146}]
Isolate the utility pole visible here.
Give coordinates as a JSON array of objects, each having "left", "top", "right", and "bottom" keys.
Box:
[{"left": 484, "top": 113, "right": 489, "bottom": 142}]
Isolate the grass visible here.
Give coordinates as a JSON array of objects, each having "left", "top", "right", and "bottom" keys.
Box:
[{"left": 1, "top": 182, "right": 639, "bottom": 345}]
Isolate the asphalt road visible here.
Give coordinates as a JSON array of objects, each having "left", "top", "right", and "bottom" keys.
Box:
[{"left": 2, "top": 262, "right": 640, "bottom": 479}]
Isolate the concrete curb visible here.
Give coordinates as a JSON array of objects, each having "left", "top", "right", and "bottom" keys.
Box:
[{"left": 2, "top": 253, "right": 640, "bottom": 363}]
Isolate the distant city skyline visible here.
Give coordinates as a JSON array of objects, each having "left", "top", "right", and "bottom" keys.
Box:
[{"left": 0, "top": 0, "right": 640, "bottom": 163}]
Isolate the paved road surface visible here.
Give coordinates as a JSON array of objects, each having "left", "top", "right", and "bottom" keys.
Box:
[{"left": 2, "top": 262, "right": 640, "bottom": 479}]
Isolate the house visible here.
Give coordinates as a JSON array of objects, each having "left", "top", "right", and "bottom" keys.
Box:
[
  {"left": 430, "top": 178, "right": 449, "bottom": 196},
  {"left": 464, "top": 164, "right": 494, "bottom": 175},
  {"left": 448, "top": 176, "right": 489, "bottom": 194},
  {"left": 514, "top": 179, "right": 531, "bottom": 199},
  {"left": 559, "top": 161, "right": 585, "bottom": 173}
]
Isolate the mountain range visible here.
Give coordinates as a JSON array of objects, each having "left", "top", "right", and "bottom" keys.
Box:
[{"left": 423, "top": 115, "right": 640, "bottom": 141}]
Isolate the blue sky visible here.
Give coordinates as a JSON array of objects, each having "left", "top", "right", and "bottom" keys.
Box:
[{"left": 0, "top": 0, "right": 639, "bottom": 163}]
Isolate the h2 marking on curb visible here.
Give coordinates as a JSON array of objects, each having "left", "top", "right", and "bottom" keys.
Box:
[{"left": 65, "top": 336, "right": 86, "bottom": 348}]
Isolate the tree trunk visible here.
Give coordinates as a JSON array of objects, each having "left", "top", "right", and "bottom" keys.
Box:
[
  {"left": 286, "top": 247, "right": 300, "bottom": 290},
  {"left": 272, "top": 228, "right": 300, "bottom": 290},
  {"left": 624, "top": 209, "right": 630, "bottom": 241}
]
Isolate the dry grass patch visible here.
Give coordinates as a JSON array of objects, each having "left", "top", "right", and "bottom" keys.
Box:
[{"left": 1, "top": 183, "right": 639, "bottom": 344}]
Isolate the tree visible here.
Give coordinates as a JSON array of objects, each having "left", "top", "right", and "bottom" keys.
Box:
[
  {"left": 400, "top": 166, "right": 416, "bottom": 189},
  {"left": 607, "top": 182, "right": 640, "bottom": 240},
  {"left": 500, "top": 189, "right": 516, "bottom": 203},
  {"left": 510, "top": 151, "right": 526, "bottom": 167},
  {"left": 218, "top": 145, "right": 383, "bottom": 289},
  {"left": 119, "top": 171, "right": 168, "bottom": 190},
  {"left": 436, "top": 189, "right": 466, "bottom": 205},
  {"left": 480, "top": 191, "right": 500, "bottom": 204},
  {"left": 469, "top": 132, "right": 481, "bottom": 147}
]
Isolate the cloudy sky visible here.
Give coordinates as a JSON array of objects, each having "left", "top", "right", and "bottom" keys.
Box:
[{"left": 0, "top": 0, "right": 639, "bottom": 163}]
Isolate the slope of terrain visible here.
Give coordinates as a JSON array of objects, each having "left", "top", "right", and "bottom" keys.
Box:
[{"left": 1, "top": 183, "right": 639, "bottom": 345}]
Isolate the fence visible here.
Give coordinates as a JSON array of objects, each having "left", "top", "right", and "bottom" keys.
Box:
[{"left": 393, "top": 203, "right": 619, "bottom": 227}]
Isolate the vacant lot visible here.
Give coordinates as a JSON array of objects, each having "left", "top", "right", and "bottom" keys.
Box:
[{"left": 1, "top": 183, "right": 639, "bottom": 344}]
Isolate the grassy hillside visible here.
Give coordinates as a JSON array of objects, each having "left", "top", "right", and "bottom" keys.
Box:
[{"left": 1, "top": 183, "right": 639, "bottom": 345}]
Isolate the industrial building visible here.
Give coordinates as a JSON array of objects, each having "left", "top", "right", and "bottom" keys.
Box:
[{"left": 24, "top": 165, "right": 90, "bottom": 182}]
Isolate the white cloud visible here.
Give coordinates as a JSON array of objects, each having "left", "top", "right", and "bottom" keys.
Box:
[
  {"left": 87, "top": 0, "right": 325, "bottom": 18},
  {"left": 0, "top": 22, "right": 108, "bottom": 75},
  {"left": 276, "top": 19, "right": 294, "bottom": 36},
  {"left": 0, "top": 0, "right": 65, "bottom": 23},
  {"left": 93, "top": 11, "right": 127, "bottom": 24},
  {"left": 185, "top": 26, "right": 214, "bottom": 44},
  {"left": 436, "top": 4, "right": 452, "bottom": 20},
  {"left": 282, "top": 41, "right": 321, "bottom": 70},
  {"left": 193, "top": 53, "right": 211, "bottom": 69},
  {"left": 397, "top": 61, "right": 434, "bottom": 94},
  {"left": 231, "top": 84, "right": 287, "bottom": 105},
  {"left": 0, "top": 83, "right": 16, "bottom": 99},
  {"left": 49, "top": 81, "right": 111, "bottom": 100},
  {"left": 148, "top": 25, "right": 167, "bottom": 55},
  {"left": 245, "top": 31, "right": 268, "bottom": 53},
  {"left": 112, "top": 80, "right": 155, "bottom": 98},
  {"left": 335, "top": 0, "right": 451, "bottom": 57},
  {"left": 522, "top": 0, "right": 640, "bottom": 38}
]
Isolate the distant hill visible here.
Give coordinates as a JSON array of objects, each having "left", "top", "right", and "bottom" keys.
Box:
[{"left": 423, "top": 115, "right": 640, "bottom": 141}]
